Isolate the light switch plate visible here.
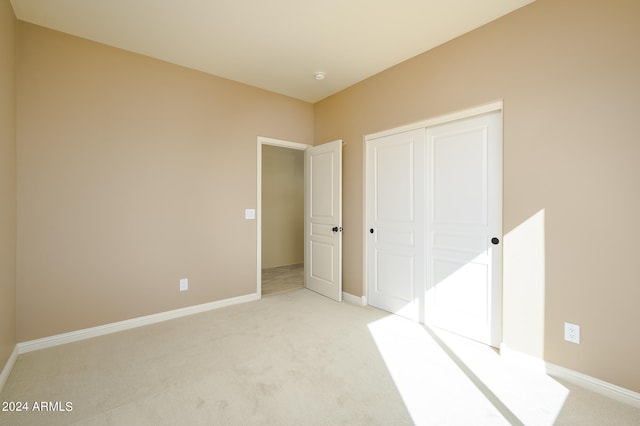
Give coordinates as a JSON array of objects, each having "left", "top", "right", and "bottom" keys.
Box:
[{"left": 245, "top": 209, "right": 256, "bottom": 220}]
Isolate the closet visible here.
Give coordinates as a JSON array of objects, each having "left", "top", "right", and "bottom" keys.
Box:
[{"left": 365, "top": 105, "right": 502, "bottom": 347}]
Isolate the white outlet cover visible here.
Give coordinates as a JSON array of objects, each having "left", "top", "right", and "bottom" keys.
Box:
[
  {"left": 245, "top": 209, "right": 256, "bottom": 220},
  {"left": 180, "top": 278, "right": 188, "bottom": 291},
  {"left": 564, "top": 322, "right": 580, "bottom": 344}
]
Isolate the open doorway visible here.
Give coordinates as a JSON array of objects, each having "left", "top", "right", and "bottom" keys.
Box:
[{"left": 257, "top": 137, "right": 310, "bottom": 297}]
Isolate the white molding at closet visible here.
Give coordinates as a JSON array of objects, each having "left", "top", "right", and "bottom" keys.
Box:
[{"left": 366, "top": 100, "right": 503, "bottom": 141}]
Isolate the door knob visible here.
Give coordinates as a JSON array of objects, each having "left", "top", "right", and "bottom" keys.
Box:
[
  {"left": 369, "top": 228, "right": 374, "bottom": 234},
  {"left": 491, "top": 237, "right": 500, "bottom": 245},
  {"left": 332, "top": 226, "right": 343, "bottom": 232}
]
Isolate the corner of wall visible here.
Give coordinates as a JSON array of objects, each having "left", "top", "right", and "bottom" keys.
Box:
[{"left": 0, "top": 0, "right": 18, "bottom": 388}]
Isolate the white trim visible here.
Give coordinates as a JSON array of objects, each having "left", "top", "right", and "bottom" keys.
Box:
[
  {"left": 546, "top": 362, "right": 640, "bottom": 409},
  {"left": 361, "top": 135, "right": 368, "bottom": 306},
  {"left": 365, "top": 100, "right": 503, "bottom": 141},
  {"left": 257, "top": 136, "right": 311, "bottom": 297},
  {"left": 342, "top": 291, "right": 366, "bottom": 306},
  {"left": 0, "top": 345, "right": 18, "bottom": 392},
  {"left": 257, "top": 136, "right": 310, "bottom": 151},
  {"left": 17, "top": 293, "right": 259, "bottom": 354},
  {"left": 501, "top": 344, "right": 640, "bottom": 408}
]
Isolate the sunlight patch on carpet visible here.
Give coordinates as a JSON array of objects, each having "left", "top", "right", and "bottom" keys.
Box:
[{"left": 368, "top": 314, "right": 569, "bottom": 425}]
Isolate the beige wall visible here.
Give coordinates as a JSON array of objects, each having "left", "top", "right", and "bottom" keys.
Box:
[
  {"left": 261, "top": 145, "right": 304, "bottom": 269},
  {"left": 315, "top": 0, "right": 640, "bottom": 392},
  {"left": 0, "top": 0, "right": 17, "bottom": 372},
  {"left": 16, "top": 22, "right": 313, "bottom": 341}
]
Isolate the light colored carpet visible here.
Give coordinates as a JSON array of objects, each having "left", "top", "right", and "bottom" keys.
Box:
[{"left": 1, "top": 289, "right": 639, "bottom": 425}]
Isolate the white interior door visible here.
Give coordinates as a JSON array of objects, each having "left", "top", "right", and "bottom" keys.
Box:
[
  {"left": 366, "top": 129, "right": 425, "bottom": 321},
  {"left": 305, "top": 140, "right": 343, "bottom": 301},
  {"left": 425, "top": 111, "right": 502, "bottom": 347}
]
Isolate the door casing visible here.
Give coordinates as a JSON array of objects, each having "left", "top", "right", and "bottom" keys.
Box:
[{"left": 256, "top": 137, "right": 311, "bottom": 297}]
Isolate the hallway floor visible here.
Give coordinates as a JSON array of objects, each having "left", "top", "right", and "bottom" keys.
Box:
[{"left": 261, "top": 263, "right": 304, "bottom": 296}]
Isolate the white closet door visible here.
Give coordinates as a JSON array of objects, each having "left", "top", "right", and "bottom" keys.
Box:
[
  {"left": 366, "top": 128, "right": 425, "bottom": 321},
  {"left": 425, "top": 111, "right": 502, "bottom": 347},
  {"left": 365, "top": 108, "right": 503, "bottom": 348}
]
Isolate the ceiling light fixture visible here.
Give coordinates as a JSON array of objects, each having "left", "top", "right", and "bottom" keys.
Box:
[{"left": 314, "top": 72, "right": 326, "bottom": 81}]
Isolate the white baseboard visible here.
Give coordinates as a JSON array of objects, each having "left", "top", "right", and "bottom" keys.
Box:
[
  {"left": 0, "top": 345, "right": 18, "bottom": 393},
  {"left": 546, "top": 362, "right": 640, "bottom": 408},
  {"left": 342, "top": 291, "right": 366, "bottom": 306},
  {"left": 17, "top": 293, "right": 260, "bottom": 354},
  {"left": 500, "top": 344, "right": 640, "bottom": 408}
]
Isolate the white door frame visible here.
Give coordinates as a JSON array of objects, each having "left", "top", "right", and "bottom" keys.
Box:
[
  {"left": 364, "top": 100, "right": 503, "bottom": 338},
  {"left": 365, "top": 101, "right": 503, "bottom": 141},
  {"left": 256, "top": 136, "right": 311, "bottom": 297}
]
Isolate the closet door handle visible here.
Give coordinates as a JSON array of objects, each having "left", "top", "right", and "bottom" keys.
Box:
[{"left": 491, "top": 237, "right": 500, "bottom": 245}]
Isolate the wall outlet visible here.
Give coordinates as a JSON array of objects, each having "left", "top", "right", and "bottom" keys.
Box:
[
  {"left": 564, "top": 322, "right": 580, "bottom": 344},
  {"left": 179, "top": 278, "right": 188, "bottom": 292}
]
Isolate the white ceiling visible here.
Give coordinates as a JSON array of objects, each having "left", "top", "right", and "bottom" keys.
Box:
[{"left": 10, "top": 0, "right": 534, "bottom": 103}]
